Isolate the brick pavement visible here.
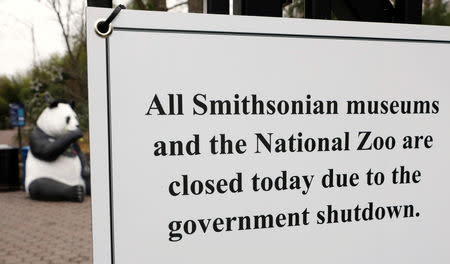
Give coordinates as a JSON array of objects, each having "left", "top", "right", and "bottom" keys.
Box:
[{"left": 0, "top": 191, "right": 92, "bottom": 264}]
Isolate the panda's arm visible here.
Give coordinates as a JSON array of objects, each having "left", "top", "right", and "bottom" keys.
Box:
[
  {"left": 73, "top": 143, "right": 90, "bottom": 179},
  {"left": 29, "top": 127, "right": 83, "bottom": 162}
]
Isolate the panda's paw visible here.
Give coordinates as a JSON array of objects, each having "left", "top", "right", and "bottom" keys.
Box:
[{"left": 71, "top": 185, "right": 85, "bottom": 202}]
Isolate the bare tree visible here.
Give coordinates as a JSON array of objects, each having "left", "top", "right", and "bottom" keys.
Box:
[
  {"left": 40, "top": 0, "right": 88, "bottom": 103},
  {"left": 168, "top": 1, "right": 188, "bottom": 10},
  {"left": 152, "top": 0, "right": 168, "bottom": 11},
  {"left": 0, "top": 11, "right": 39, "bottom": 67},
  {"left": 188, "top": 0, "right": 203, "bottom": 13},
  {"left": 284, "top": 0, "right": 305, "bottom": 18},
  {"left": 30, "top": 26, "right": 39, "bottom": 67},
  {"left": 133, "top": 0, "right": 168, "bottom": 11},
  {"left": 45, "top": 0, "right": 77, "bottom": 64}
]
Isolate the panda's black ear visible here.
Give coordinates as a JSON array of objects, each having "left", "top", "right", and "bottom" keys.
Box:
[
  {"left": 49, "top": 100, "right": 59, "bottom": 109},
  {"left": 70, "top": 100, "right": 76, "bottom": 109}
]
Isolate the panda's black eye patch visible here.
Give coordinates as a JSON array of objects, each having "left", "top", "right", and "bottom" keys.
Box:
[{"left": 66, "top": 116, "right": 71, "bottom": 124}]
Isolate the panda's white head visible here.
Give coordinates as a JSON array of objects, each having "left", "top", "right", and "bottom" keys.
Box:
[{"left": 36, "top": 100, "right": 79, "bottom": 137}]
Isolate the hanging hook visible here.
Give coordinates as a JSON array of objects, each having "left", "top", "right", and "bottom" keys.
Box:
[{"left": 95, "top": 4, "right": 126, "bottom": 37}]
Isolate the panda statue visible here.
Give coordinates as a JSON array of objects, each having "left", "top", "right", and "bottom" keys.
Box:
[{"left": 25, "top": 99, "right": 90, "bottom": 202}]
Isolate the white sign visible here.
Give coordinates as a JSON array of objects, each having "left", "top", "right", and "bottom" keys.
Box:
[{"left": 87, "top": 7, "right": 450, "bottom": 264}]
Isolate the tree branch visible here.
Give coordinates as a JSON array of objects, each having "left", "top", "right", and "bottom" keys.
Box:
[
  {"left": 151, "top": 0, "right": 168, "bottom": 11},
  {"left": 134, "top": 0, "right": 147, "bottom": 10},
  {"left": 168, "top": 1, "right": 187, "bottom": 10},
  {"left": 47, "top": 0, "right": 75, "bottom": 64}
]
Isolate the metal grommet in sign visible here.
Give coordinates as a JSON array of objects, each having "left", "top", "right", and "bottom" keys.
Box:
[
  {"left": 95, "top": 19, "right": 113, "bottom": 37},
  {"left": 94, "top": 5, "right": 126, "bottom": 38}
]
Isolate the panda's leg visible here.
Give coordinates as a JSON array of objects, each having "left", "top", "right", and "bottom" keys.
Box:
[
  {"left": 28, "top": 178, "right": 84, "bottom": 202},
  {"left": 83, "top": 176, "right": 91, "bottom": 196}
]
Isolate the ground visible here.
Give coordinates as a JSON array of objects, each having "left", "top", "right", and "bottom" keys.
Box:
[
  {"left": 0, "top": 130, "right": 16, "bottom": 147},
  {"left": 0, "top": 191, "right": 92, "bottom": 264}
]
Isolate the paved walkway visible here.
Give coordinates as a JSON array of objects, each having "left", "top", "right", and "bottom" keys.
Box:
[
  {"left": 0, "top": 191, "right": 92, "bottom": 264},
  {"left": 0, "top": 130, "right": 17, "bottom": 147}
]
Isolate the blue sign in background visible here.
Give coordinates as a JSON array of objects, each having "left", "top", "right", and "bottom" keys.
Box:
[{"left": 9, "top": 103, "right": 25, "bottom": 127}]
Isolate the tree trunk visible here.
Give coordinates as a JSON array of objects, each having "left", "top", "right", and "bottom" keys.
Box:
[
  {"left": 189, "top": 0, "right": 203, "bottom": 13},
  {"left": 151, "top": 0, "right": 167, "bottom": 11}
]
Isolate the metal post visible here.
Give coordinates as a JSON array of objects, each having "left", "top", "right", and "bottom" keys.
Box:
[
  {"left": 394, "top": 0, "right": 422, "bottom": 24},
  {"left": 332, "top": 0, "right": 394, "bottom": 22},
  {"left": 17, "top": 126, "right": 22, "bottom": 187},
  {"left": 206, "top": 0, "right": 229, "bottom": 14},
  {"left": 87, "top": 0, "right": 112, "bottom": 8},
  {"left": 233, "top": 0, "right": 242, "bottom": 15},
  {"left": 305, "top": 0, "right": 331, "bottom": 19},
  {"left": 234, "top": 0, "right": 291, "bottom": 17},
  {"left": 17, "top": 127, "right": 22, "bottom": 157}
]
